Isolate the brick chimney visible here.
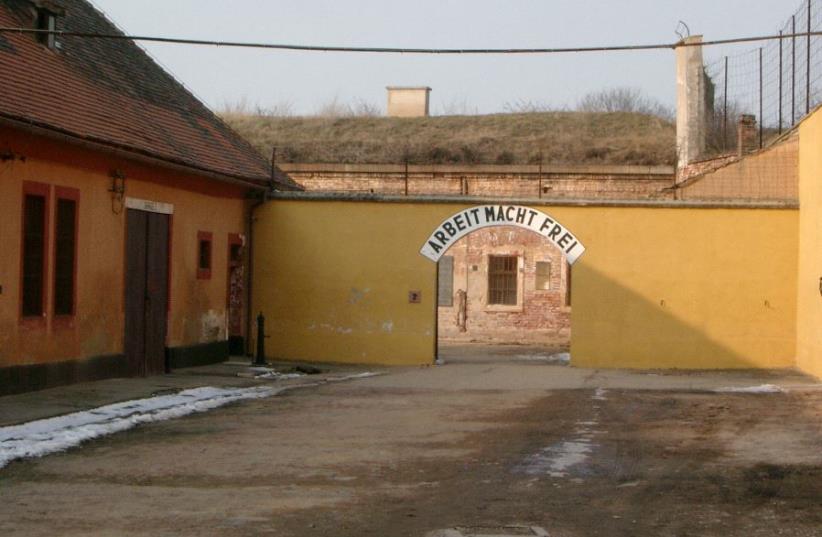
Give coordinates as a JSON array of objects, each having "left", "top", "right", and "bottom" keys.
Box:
[{"left": 737, "top": 114, "right": 758, "bottom": 156}]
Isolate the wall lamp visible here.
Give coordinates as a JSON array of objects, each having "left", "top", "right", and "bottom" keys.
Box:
[{"left": 109, "top": 169, "right": 126, "bottom": 214}]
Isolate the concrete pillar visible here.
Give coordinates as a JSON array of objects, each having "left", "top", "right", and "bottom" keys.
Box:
[{"left": 676, "top": 36, "right": 707, "bottom": 177}]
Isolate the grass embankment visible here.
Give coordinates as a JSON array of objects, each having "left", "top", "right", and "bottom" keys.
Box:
[{"left": 221, "top": 112, "right": 676, "bottom": 166}]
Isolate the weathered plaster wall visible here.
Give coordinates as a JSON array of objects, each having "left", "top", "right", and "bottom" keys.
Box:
[
  {"left": 0, "top": 126, "right": 247, "bottom": 368},
  {"left": 256, "top": 198, "right": 798, "bottom": 370},
  {"left": 253, "top": 200, "right": 438, "bottom": 366}
]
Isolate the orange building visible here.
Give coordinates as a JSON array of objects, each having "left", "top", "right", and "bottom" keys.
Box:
[{"left": 0, "top": 0, "right": 297, "bottom": 395}]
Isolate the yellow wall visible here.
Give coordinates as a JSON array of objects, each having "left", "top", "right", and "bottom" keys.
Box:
[
  {"left": 796, "top": 110, "right": 822, "bottom": 378},
  {"left": 253, "top": 201, "right": 438, "bottom": 365},
  {"left": 255, "top": 199, "right": 798, "bottom": 369},
  {"left": 0, "top": 126, "right": 248, "bottom": 367},
  {"left": 569, "top": 207, "right": 797, "bottom": 369}
]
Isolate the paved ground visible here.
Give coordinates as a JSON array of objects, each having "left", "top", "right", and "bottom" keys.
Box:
[{"left": 2, "top": 345, "right": 822, "bottom": 536}]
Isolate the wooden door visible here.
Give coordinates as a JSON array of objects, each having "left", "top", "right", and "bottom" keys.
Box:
[{"left": 125, "top": 209, "right": 169, "bottom": 376}]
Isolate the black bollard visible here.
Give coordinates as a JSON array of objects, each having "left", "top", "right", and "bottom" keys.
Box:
[{"left": 254, "top": 312, "right": 267, "bottom": 366}]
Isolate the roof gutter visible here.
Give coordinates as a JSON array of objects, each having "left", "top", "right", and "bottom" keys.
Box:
[{"left": 0, "top": 114, "right": 275, "bottom": 191}]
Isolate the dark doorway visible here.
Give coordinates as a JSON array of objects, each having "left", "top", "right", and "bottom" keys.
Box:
[
  {"left": 125, "top": 209, "right": 170, "bottom": 376},
  {"left": 227, "top": 233, "right": 245, "bottom": 355}
]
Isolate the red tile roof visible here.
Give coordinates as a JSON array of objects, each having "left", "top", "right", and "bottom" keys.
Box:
[{"left": 0, "top": 0, "right": 298, "bottom": 189}]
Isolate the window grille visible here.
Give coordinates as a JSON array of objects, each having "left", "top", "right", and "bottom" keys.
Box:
[{"left": 488, "top": 255, "right": 518, "bottom": 305}]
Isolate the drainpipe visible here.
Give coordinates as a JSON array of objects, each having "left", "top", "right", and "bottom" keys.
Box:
[
  {"left": 245, "top": 192, "right": 268, "bottom": 357},
  {"left": 245, "top": 148, "right": 279, "bottom": 357}
]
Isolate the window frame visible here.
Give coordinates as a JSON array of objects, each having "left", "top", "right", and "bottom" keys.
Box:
[
  {"left": 486, "top": 254, "right": 520, "bottom": 308},
  {"left": 36, "top": 8, "right": 58, "bottom": 50},
  {"left": 437, "top": 255, "right": 455, "bottom": 307},
  {"left": 535, "top": 260, "right": 552, "bottom": 292},
  {"left": 20, "top": 181, "right": 51, "bottom": 323},
  {"left": 52, "top": 186, "right": 80, "bottom": 321},
  {"left": 197, "top": 231, "right": 213, "bottom": 280}
]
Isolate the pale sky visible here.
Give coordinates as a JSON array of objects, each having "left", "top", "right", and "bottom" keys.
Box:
[{"left": 90, "top": 0, "right": 795, "bottom": 115}]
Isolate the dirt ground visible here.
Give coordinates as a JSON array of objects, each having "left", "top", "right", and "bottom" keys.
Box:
[{"left": 2, "top": 346, "right": 822, "bottom": 536}]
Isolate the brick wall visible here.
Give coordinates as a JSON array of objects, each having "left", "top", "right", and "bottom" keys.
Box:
[
  {"left": 676, "top": 132, "right": 798, "bottom": 201},
  {"left": 279, "top": 163, "right": 676, "bottom": 200},
  {"left": 437, "top": 227, "right": 571, "bottom": 345}
]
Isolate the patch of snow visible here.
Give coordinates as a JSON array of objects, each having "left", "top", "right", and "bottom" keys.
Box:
[
  {"left": 327, "top": 372, "right": 381, "bottom": 382},
  {"left": 516, "top": 352, "right": 570, "bottom": 365},
  {"left": 714, "top": 384, "right": 786, "bottom": 394},
  {"left": 254, "top": 372, "right": 304, "bottom": 380},
  {"left": 246, "top": 367, "right": 305, "bottom": 380},
  {"left": 516, "top": 389, "right": 608, "bottom": 478},
  {"left": 0, "top": 386, "right": 277, "bottom": 470},
  {"left": 519, "top": 440, "right": 593, "bottom": 478}
]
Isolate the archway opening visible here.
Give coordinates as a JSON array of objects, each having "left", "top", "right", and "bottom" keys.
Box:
[{"left": 421, "top": 205, "right": 584, "bottom": 365}]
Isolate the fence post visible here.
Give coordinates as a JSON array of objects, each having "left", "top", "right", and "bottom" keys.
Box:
[
  {"left": 404, "top": 154, "right": 409, "bottom": 196},
  {"left": 723, "top": 56, "right": 729, "bottom": 150},
  {"left": 779, "top": 30, "right": 783, "bottom": 134},
  {"left": 538, "top": 151, "right": 543, "bottom": 199},
  {"left": 793, "top": 15, "right": 797, "bottom": 125},
  {"left": 808, "top": 0, "right": 813, "bottom": 115},
  {"left": 760, "top": 47, "right": 764, "bottom": 149}
]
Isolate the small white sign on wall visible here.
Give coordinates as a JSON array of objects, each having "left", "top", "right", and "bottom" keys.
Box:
[
  {"left": 420, "top": 205, "right": 586, "bottom": 264},
  {"left": 125, "top": 197, "right": 174, "bottom": 215}
]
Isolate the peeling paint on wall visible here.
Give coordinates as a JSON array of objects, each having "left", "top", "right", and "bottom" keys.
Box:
[
  {"left": 381, "top": 320, "right": 394, "bottom": 334},
  {"left": 201, "top": 310, "right": 226, "bottom": 343},
  {"left": 348, "top": 287, "right": 371, "bottom": 304}
]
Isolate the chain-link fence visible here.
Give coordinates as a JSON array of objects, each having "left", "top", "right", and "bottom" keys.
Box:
[{"left": 706, "top": 0, "right": 822, "bottom": 154}]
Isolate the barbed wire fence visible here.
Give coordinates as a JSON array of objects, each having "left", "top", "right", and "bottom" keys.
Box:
[{"left": 706, "top": 0, "right": 822, "bottom": 154}]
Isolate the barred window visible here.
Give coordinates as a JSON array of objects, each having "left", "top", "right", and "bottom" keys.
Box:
[
  {"left": 197, "top": 231, "right": 213, "bottom": 279},
  {"left": 488, "top": 255, "right": 518, "bottom": 306}
]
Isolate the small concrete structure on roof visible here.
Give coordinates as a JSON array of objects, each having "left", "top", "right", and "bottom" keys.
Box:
[{"left": 386, "top": 86, "right": 432, "bottom": 117}]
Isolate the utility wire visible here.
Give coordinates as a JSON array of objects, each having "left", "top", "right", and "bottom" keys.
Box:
[{"left": 1, "top": 27, "right": 822, "bottom": 54}]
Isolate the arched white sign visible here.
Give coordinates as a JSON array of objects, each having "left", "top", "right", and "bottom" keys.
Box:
[{"left": 420, "top": 205, "right": 586, "bottom": 264}]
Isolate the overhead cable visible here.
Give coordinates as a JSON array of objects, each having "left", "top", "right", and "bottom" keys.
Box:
[{"left": 1, "top": 27, "right": 822, "bottom": 54}]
